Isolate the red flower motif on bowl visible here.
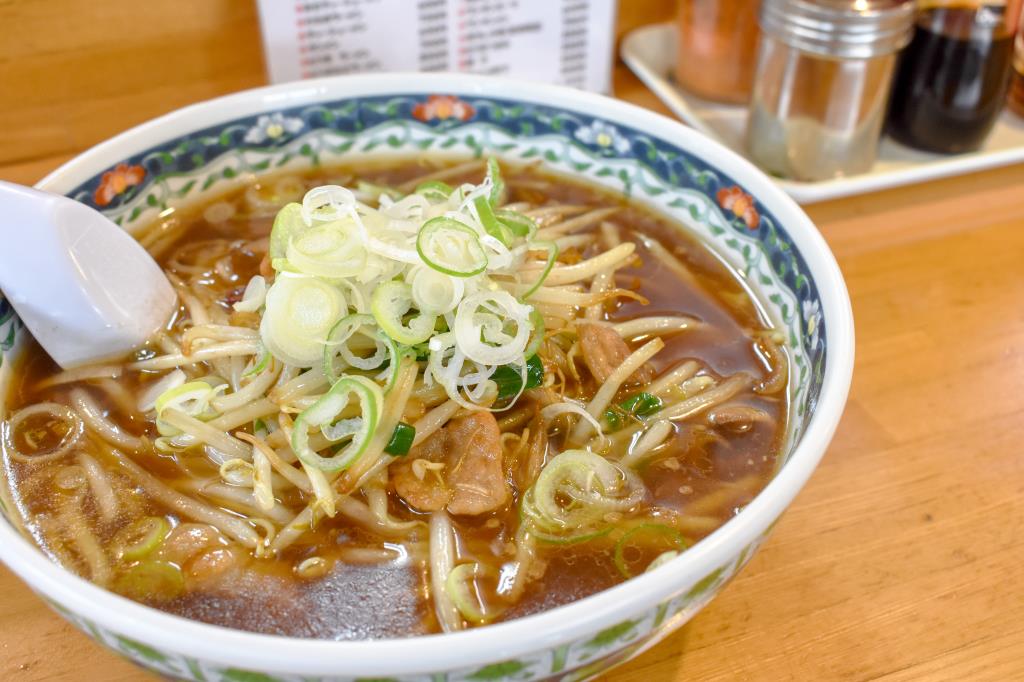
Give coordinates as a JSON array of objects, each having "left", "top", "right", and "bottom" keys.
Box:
[
  {"left": 717, "top": 186, "right": 759, "bottom": 229},
  {"left": 94, "top": 163, "right": 145, "bottom": 206},
  {"left": 412, "top": 95, "right": 476, "bottom": 122}
]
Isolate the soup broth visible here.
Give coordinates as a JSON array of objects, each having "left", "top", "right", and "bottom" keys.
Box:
[{"left": 2, "top": 159, "right": 787, "bottom": 638}]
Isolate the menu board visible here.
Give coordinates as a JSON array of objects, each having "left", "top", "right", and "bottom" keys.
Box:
[{"left": 257, "top": 0, "right": 618, "bottom": 92}]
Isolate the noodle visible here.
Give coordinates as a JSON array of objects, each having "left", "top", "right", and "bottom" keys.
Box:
[
  {"left": 613, "top": 316, "right": 699, "bottom": 339},
  {"left": 534, "top": 207, "right": 618, "bottom": 239},
  {"left": 129, "top": 340, "right": 262, "bottom": 371},
  {"left": 429, "top": 512, "right": 463, "bottom": 633},
  {"left": 647, "top": 360, "right": 700, "bottom": 397},
  {"left": 105, "top": 447, "right": 260, "bottom": 547},
  {"left": 397, "top": 159, "right": 486, "bottom": 192},
  {"left": 755, "top": 335, "right": 790, "bottom": 395},
  {"left": 57, "top": 494, "right": 111, "bottom": 586},
  {"left": 620, "top": 420, "right": 674, "bottom": 469},
  {"left": 412, "top": 400, "right": 460, "bottom": 445},
  {"left": 77, "top": 453, "right": 119, "bottom": 524},
  {"left": 69, "top": 388, "right": 143, "bottom": 451},
  {"left": 522, "top": 243, "right": 635, "bottom": 286},
  {"left": 158, "top": 409, "right": 252, "bottom": 461},
  {"left": 185, "top": 481, "right": 292, "bottom": 525},
  {"left": 34, "top": 365, "right": 122, "bottom": 390},
  {"left": 236, "top": 432, "right": 313, "bottom": 493}
]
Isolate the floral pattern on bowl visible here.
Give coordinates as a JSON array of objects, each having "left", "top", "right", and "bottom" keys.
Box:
[{"left": 0, "top": 79, "right": 848, "bottom": 682}]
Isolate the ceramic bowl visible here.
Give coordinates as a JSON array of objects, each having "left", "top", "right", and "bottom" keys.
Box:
[{"left": 0, "top": 73, "right": 853, "bottom": 681}]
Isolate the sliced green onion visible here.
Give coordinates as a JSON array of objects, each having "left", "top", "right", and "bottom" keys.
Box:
[
  {"left": 602, "top": 409, "right": 622, "bottom": 432},
  {"left": 524, "top": 450, "right": 645, "bottom": 537},
  {"left": 485, "top": 157, "right": 504, "bottom": 204},
  {"left": 114, "top": 560, "right": 185, "bottom": 601},
  {"left": 410, "top": 341, "right": 431, "bottom": 361},
  {"left": 613, "top": 524, "right": 688, "bottom": 579},
  {"left": 409, "top": 265, "right": 465, "bottom": 315},
  {"left": 444, "top": 563, "right": 504, "bottom": 624},
  {"left": 376, "top": 333, "right": 404, "bottom": 391},
  {"left": 523, "top": 309, "right": 545, "bottom": 359},
  {"left": 260, "top": 274, "right": 348, "bottom": 367},
  {"left": 371, "top": 280, "right": 438, "bottom": 345},
  {"left": 474, "top": 196, "right": 513, "bottom": 246},
  {"left": 269, "top": 202, "right": 305, "bottom": 260},
  {"left": 520, "top": 241, "right": 558, "bottom": 300},
  {"left": 253, "top": 418, "right": 269, "bottom": 438},
  {"left": 452, "top": 290, "right": 533, "bottom": 366},
  {"left": 492, "top": 355, "right": 544, "bottom": 401},
  {"left": 495, "top": 209, "right": 538, "bottom": 239},
  {"left": 646, "top": 550, "right": 680, "bottom": 573},
  {"left": 415, "top": 180, "right": 453, "bottom": 201},
  {"left": 323, "top": 313, "right": 397, "bottom": 384},
  {"left": 285, "top": 220, "right": 366, "bottom": 279},
  {"left": 154, "top": 380, "right": 223, "bottom": 418},
  {"left": 115, "top": 516, "right": 171, "bottom": 561},
  {"left": 529, "top": 524, "right": 613, "bottom": 546},
  {"left": 233, "top": 275, "right": 267, "bottom": 313},
  {"left": 242, "top": 350, "right": 271, "bottom": 378},
  {"left": 416, "top": 217, "right": 488, "bottom": 278},
  {"left": 384, "top": 422, "right": 416, "bottom": 456},
  {"left": 154, "top": 379, "right": 226, "bottom": 436},
  {"left": 356, "top": 180, "right": 401, "bottom": 201},
  {"left": 292, "top": 375, "right": 382, "bottom": 471}
]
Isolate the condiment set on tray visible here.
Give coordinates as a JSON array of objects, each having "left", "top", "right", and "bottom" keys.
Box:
[{"left": 623, "top": 0, "right": 1024, "bottom": 203}]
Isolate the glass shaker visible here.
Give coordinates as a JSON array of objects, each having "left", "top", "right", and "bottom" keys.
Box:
[
  {"left": 747, "top": 0, "right": 916, "bottom": 182},
  {"left": 887, "top": 1, "right": 1022, "bottom": 153},
  {"left": 676, "top": 0, "right": 761, "bottom": 104},
  {"left": 1011, "top": 6, "right": 1024, "bottom": 117}
]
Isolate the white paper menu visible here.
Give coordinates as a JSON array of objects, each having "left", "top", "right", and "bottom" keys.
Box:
[{"left": 257, "top": 0, "right": 618, "bottom": 92}]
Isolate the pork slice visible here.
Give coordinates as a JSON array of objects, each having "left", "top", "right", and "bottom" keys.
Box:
[
  {"left": 444, "top": 413, "right": 510, "bottom": 516},
  {"left": 578, "top": 321, "right": 654, "bottom": 385},
  {"left": 391, "top": 428, "right": 451, "bottom": 513}
]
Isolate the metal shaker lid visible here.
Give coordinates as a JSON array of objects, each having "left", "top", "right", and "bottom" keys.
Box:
[{"left": 759, "top": 0, "right": 916, "bottom": 59}]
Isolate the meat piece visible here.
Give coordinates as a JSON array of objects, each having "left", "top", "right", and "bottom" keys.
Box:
[
  {"left": 156, "top": 523, "right": 225, "bottom": 565},
  {"left": 578, "top": 322, "right": 654, "bottom": 385},
  {"left": 512, "top": 414, "right": 548, "bottom": 492},
  {"left": 391, "top": 427, "right": 451, "bottom": 512},
  {"left": 259, "top": 253, "right": 274, "bottom": 280},
  {"left": 445, "top": 413, "right": 509, "bottom": 515},
  {"left": 185, "top": 546, "right": 246, "bottom": 587},
  {"left": 391, "top": 413, "right": 510, "bottom": 516}
]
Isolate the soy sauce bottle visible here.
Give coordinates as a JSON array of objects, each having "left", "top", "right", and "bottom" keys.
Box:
[
  {"left": 887, "top": 2, "right": 1021, "bottom": 153},
  {"left": 1009, "top": 9, "right": 1024, "bottom": 116}
]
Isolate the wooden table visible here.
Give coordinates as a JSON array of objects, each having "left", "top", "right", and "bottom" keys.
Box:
[{"left": 2, "top": 2, "right": 1023, "bottom": 680}]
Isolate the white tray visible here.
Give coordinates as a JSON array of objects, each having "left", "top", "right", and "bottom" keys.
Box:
[{"left": 621, "top": 23, "right": 1024, "bottom": 204}]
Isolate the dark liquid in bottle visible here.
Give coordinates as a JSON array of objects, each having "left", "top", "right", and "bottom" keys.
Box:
[
  {"left": 1009, "top": 39, "right": 1024, "bottom": 117},
  {"left": 887, "top": 6, "right": 1014, "bottom": 154}
]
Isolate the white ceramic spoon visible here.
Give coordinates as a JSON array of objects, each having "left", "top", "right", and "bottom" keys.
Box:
[{"left": 0, "top": 180, "right": 177, "bottom": 369}]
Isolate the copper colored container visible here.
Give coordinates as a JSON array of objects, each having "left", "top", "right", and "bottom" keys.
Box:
[{"left": 675, "top": 0, "right": 761, "bottom": 104}]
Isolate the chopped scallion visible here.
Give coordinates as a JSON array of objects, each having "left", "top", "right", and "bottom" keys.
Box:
[
  {"left": 602, "top": 392, "right": 663, "bottom": 431},
  {"left": 414, "top": 180, "right": 454, "bottom": 201},
  {"left": 384, "top": 422, "right": 416, "bottom": 456},
  {"left": 492, "top": 355, "right": 544, "bottom": 401},
  {"left": 621, "top": 392, "right": 662, "bottom": 418}
]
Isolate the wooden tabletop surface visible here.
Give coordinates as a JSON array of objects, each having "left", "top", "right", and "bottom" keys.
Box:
[{"left": 2, "top": 2, "right": 1023, "bottom": 680}]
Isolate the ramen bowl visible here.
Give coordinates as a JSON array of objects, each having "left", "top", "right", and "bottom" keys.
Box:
[{"left": 0, "top": 73, "right": 853, "bottom": 681}]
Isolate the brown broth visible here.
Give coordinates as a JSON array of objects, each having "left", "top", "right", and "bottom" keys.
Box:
[{"left": 2, "top": 159, "right": 786, "bottom": 639}]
